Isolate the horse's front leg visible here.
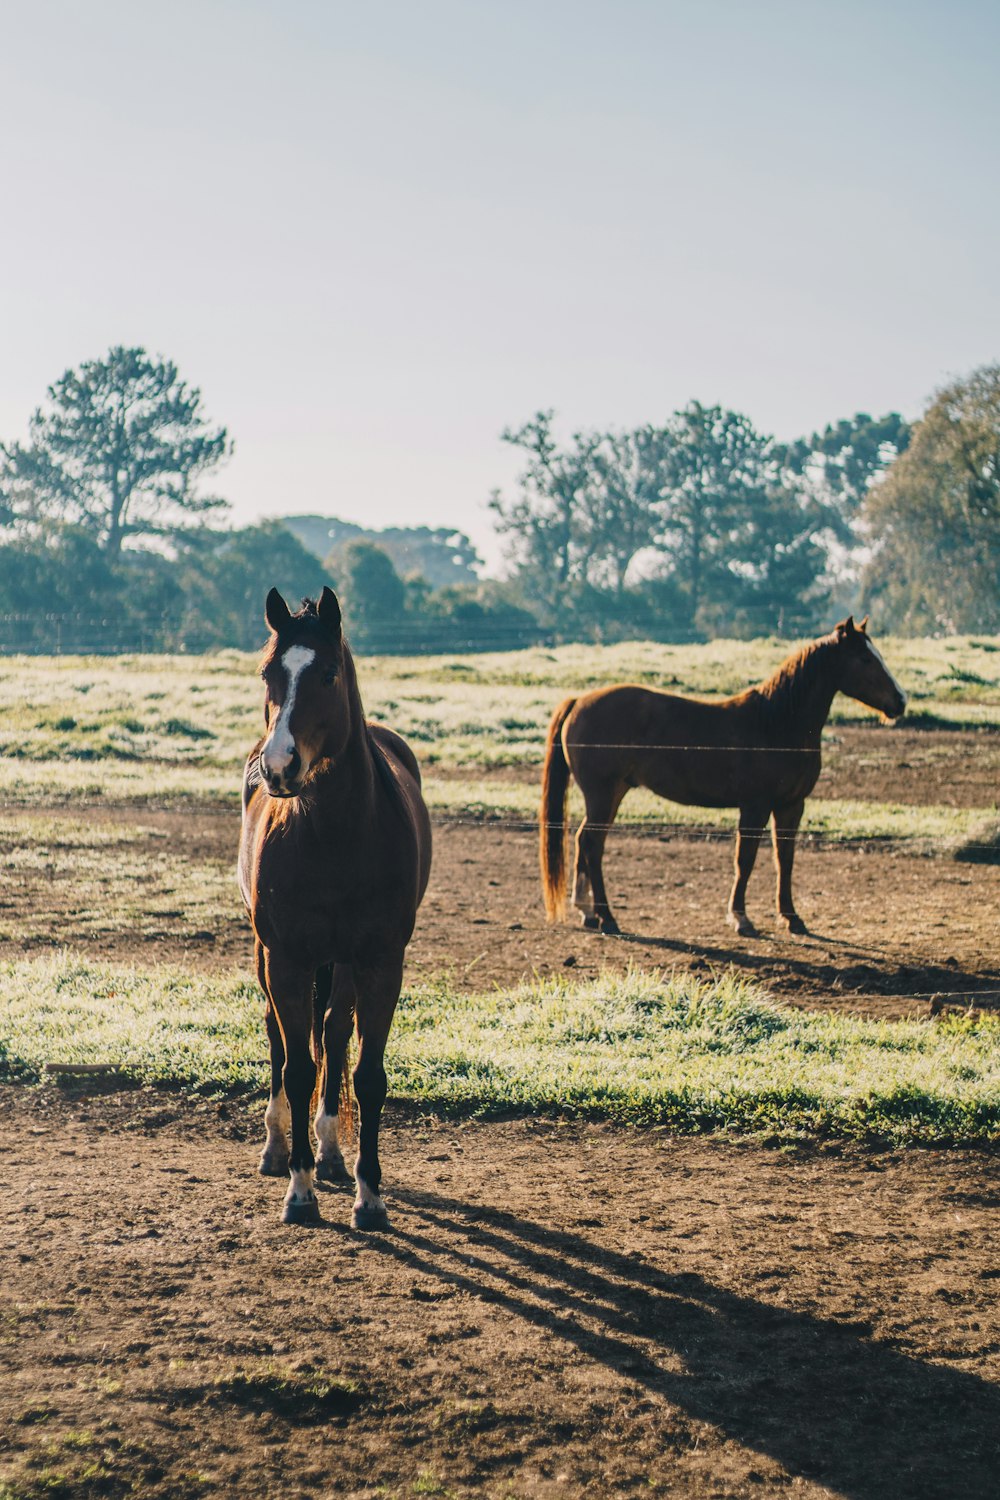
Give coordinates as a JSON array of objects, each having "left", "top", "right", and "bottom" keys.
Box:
[
  {"left": 259, "top": 994, "right": 290, "bottom": 1176},
  {"left": 256, "top": 940, "right": 290, "bottom": 1176},
  {"left": 262, "top": 949, "right": 320, "bottom": 1225},
  {"left": 351, "top": 955, "right": 403, "bottom": 1231},
  {"left": 314, "top": 963, "right": 356, "bottom": 1185},
  {"left": 772, "top": 798, "right": 806, "bottom": 935},
  {"left": 727, "top": 804, "right": 768, "bottom": 937}
]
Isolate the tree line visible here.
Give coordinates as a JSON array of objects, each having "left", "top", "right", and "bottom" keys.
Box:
[{"left": 0, "top": 345, "right": 997, "bottom": 653}]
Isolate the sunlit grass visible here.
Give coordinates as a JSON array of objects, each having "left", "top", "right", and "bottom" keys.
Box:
[
  {"left": 0, "top": 634, "right": 996, "bottom": 788},
  {"left": 0, "top": 815, "right": 243, "bottom": 945},
  {"left": 1, "top": 957, "right": 997, "bottom": 1144}
]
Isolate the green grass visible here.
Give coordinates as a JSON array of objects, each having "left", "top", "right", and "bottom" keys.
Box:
[{"left": 2, "top": 956, "right": 998, "bottom": 1145}]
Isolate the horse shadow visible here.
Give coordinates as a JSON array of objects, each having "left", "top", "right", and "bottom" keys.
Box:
[
  {"left": 379, "top": 1186, "right": 999, "bottom": 1500},
  {"left": 607, "top": 927, "right": 1000, "bottom": 1011}
]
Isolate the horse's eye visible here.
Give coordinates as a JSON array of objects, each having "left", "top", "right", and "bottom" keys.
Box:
[{"left": 322, "top": 669, "right": 337, "bottom": 686}]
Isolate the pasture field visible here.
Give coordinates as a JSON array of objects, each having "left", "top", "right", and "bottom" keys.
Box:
[
  {"left": 1, "top": 635, "right": 999, "bottom": 1499},
  {"left": 1, "top": 632, "right": 999, "bottom": 785}
]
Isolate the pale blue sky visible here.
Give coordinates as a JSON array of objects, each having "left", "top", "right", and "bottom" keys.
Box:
[{"left": 1, "top": 1, "right": 996, "bottom": 568}]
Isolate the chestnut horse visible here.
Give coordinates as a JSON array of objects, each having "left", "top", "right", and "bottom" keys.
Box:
[
  {"left": 238, "top": 587, "right": 431, "bottom": 1228},
  {"left": 540, "top": 617, "right": 905, "bottom": 938}
]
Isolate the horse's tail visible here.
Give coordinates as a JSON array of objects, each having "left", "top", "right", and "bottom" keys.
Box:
[
  {"left": 338, "top": 1039, "right": 354, "bottom": 1149},
  {"left": 540, "top": 697, "right": 576, "bottom": 922}
]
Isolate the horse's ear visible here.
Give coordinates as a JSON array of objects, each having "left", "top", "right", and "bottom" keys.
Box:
[
  {"left": 317, "top": 585, "right": 342, "bottom": 637},
  {"left": 858, "top": 614, "right": 869, "bottom": 633},
  {"left": 265, "top": 588, "right": 291, "bottom": 634},
  {"left": 836, "top": 616, "right": 855, "bottom": 638}
]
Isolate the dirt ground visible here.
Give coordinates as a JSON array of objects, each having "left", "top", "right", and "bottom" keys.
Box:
[
  {"left": 1, "top": 1086, "right": 998, "bottom": 1500},
  {"left": 5, "top": 804, "right": 999, "bottom": 1022},
  {"left": 1, "top": 721, "right": 998, "bottom": 1497}
]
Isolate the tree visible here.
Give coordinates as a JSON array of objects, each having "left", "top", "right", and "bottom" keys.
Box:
[
  {"left": 786, "top": 411, "right": 910, "bottom": 518},
  {"left": 779, "top": 411, "right": 911, "bottom": 611},
  {"left": 651, "top": 404, "right": 835, "bottom": 634},
  {"left": 0, "top": 346, "right": 231, "bottom": 554},
  {"left": 488, "top": 412, "right": 601, "bottom": 606},
  {"left": 585, "top": 427, "right": 668, "bottom": 595},
  {"left": 327, "top": 540, "right": 407, "bottom": 648},
  {"left": 489, "top": 404, "right": 837, "bottom": 639},
  {"left": 862, "top": 366, "right": 1000, "bottom": 632},
  {"left": 175, "top": 521, "right": 323, "bottom": 649}
]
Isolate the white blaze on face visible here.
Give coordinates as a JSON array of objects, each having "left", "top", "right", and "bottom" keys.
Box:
[
  {"left": 265, "top": 645, "right": 315, "bottom": 773},
  {"left": 864, "top": 637, "right": 906, "bottom": 710}
]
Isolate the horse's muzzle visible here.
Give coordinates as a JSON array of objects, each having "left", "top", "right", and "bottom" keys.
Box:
[{"left": 260, "top": 747, "right": 302, "bottom": 797}]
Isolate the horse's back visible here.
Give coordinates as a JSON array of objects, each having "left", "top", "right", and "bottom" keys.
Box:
[{"left": 369, "top": 723, "right": 432, "bottom": 902}]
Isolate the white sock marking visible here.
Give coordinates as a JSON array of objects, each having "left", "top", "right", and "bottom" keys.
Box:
[
  {"left": 263, "top": 1090, "right": 291, "bottom": 1153},
  {"left": 314, "top": 1105, "right": 341, "bottom": 1159},
  {"left": 354, "top": 1170, "right": 385, "bottom": 1214},
  {"left": 285, "top": 1167, "right": 316, "bottom": 1206}
]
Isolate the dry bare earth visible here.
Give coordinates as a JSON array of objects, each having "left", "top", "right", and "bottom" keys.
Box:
[
  {"left": 1, "top": 720, "right": 999, "bottom": 1498},
  {"left": 1, "top": 1087, "right": 998, "bottom": 1500}
]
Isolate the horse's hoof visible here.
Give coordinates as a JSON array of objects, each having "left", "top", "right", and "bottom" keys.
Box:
[
  {"left": 281, "top": 1196, "right": 321, "bottom": 1226},
  {"left": 259, "top": 1151, "right": 290, "bottom": 1178},
  {"left": 582, "top": 914, "right": 600, "bottom": 930},
  {"left": 598, "top": 916, "right": 621, "bottom": 936},
  {"left": 351, "top": 1203, "right": 391, "bottom": 1233},
  {"left": 728, "top": 913, "right": 757, "bottom": 938},
  {"left": 315, "top": 1154, "right": 351, "bottom": 1185},
  {"left": 781, "top": 914, "right": 807, "bottom": 936}
]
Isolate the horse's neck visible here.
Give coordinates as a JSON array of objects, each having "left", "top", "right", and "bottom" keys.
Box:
[
  {"left": 761, "top": 642, "right": 839, "bottom": 744},
  {"left": 307, "top": 652, "right": 377, "bottom": 821}
]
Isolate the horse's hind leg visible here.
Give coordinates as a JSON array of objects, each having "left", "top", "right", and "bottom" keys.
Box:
[
  {"left": 314, "top": 963, "right": 355, "bottom": 1185},
  {"left": 351, "top": 955, "right": 403, "bottom": 1231},
  {"left": 577, "top": 780, "right": 626, "bottom": 935},
  {"left": 772, "top": 798, "right": 806, "bottom": 935},
  {"left": 572, "top": 831, "right": 597, "bottom": 928},
  {"left": 727, "top": 803, "right": 769, "bottom": 937},
  {"left": 258, "top": 941, "right": 290, "bottom": 1177}
]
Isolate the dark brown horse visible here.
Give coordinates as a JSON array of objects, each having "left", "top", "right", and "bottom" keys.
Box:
[
  {"left": 540, "top": 617, "right": 905, "bottom": 938},
  {"left": 238, "top": 586, "right": 431, "bottom": 1228}
]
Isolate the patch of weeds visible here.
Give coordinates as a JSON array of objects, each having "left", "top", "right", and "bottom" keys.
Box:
[
  {"left": 17, "top": 1408, "right": 56, "bottom": 1427},
  {"left": 177, "top": 1367, "right": 367, "bottom": 1424},
  {"left": 162, "top": 718, "right": 214, "bottom": 740},
  {"left": 412, "top": 1473, "right": 452, "bottom": 1497}
]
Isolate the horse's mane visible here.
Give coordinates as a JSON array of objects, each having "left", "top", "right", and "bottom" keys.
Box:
[{"left": 750, "top": 634, "right": 836, "bottom": 730}]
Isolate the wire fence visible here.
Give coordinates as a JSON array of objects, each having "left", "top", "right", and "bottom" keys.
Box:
[{"left": 0, "top": 612, "right": 561, "bottom": 657}]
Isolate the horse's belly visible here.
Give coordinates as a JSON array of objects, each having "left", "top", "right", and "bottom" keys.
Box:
[{"left": 641, "top": 752, "right": 818, "bottom": 811}]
